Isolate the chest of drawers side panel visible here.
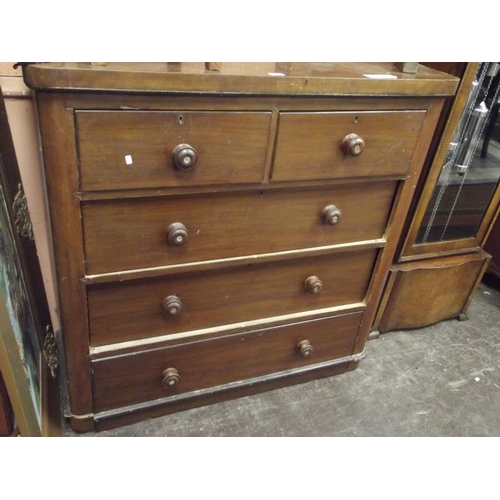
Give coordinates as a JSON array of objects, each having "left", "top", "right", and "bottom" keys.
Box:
[{"left": 34, "top": 94, "right": 93, "bottom": 422}]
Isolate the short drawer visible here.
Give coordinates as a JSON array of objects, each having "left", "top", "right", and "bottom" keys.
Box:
[
  {"left": 75, "top": 110, "right": 272, "bottom": 190},
  {"left": 272, "top": 110, "right": 426, "bottom": 181},
  {"left": 92, "top": 311, "right": 363, "bottom": 412},
  {"left": 82, "top": 181, "right": 396, "bottom": 275},
  {"left": 87, "top": 248, "right": 377, "bottom": 346}
]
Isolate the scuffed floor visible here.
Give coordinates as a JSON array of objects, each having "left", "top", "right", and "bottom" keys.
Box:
[{"left": 66, "top": 277, "right": 500, "bottom": 437}]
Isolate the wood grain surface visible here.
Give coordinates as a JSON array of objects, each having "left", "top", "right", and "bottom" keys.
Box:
[
  {"left": 82, "top": 182, "right": 396, "bottom": 275},
  {"left": 92, "top": 311, "right": 363, "bottom": 412},
  {"left": 87, "top": 249, "right": 377, "bottom": 346},
  {"left": 377, "top": 252, "right": 490, "bottom": 332},
  {"left": 272, "top": 110, "right": 426, "bottom": 181},
  {"left": 23, "top": 62, "right": 459, "bottom": 96},
  {"left": 76, "top": 110, "right": 272, "bottom": 191}
]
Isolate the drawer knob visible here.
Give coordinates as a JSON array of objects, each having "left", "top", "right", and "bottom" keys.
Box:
[
  {"left": 341, "top": 133, "right": 365, "bottom": 157},
  {"left": 172, "top": 143, "right": 198, "bottom": 170},
  {"left": 304, "top": 276, "right": 323, "bottom": 294},
  {"left": 162, "top": 368, "right": 181, "bottom": 388},
  {"left": 296, "top": 340, "right": 314, "bottom": 358},
  {"left": 163, "top": 295, "right": 183, "bottom": 316},
  {"left": 321, "top": 205, "right": 342, "bottom": 225},
  {"left": 167, "top": 222, "right": 189, "bottom": 246}
]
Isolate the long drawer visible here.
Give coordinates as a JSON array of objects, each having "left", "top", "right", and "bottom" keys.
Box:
[
  {"left": 92, "top": 311, "right": 364, "bottom": 412},
  {"left": 82, "top": 182, "right": 396, "bottom": 275},
  {"left": 87, "top": 249, "right": 378, "bottom": 346},
  {"left": 75, "top": 110, "right": 272, "bottom": 190},
  {"left": 272, "top": 110, "right": 426, "bottom": 181}
]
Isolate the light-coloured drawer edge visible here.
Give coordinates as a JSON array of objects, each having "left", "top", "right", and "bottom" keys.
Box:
[
  {"left": 90, "top": 301, "right": 366, "bottom": 358},
  {"left": 82, "top": 239, "right": 386, "bottom": 285}
]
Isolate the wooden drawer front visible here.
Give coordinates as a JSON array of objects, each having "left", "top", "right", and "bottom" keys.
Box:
[
  {"left": 82, "top": 182, "right": 396, "bottom": 275},
  {"left": 75, "top": 111, "right": 272, "bottom": 191},
  {"left": 92, "top": 311, "right": 363, "bottom": 412},
  {"left": 272, "top": 110, "right": 426, "bottom": 181},
  {"left": 88, "top": 249, "right": 377, "bottom": 346}
]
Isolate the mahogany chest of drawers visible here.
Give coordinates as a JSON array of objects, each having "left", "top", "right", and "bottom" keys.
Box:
[{"left": 23, "top": 63, "right": 458, "bottom": 431}]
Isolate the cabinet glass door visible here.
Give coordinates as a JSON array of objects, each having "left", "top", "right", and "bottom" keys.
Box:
[{"left": 401, "top": 62, "right": 500, "bottom": 258}]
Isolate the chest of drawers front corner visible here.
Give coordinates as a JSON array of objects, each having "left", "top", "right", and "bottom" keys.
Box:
[{"left": 24, "top": 63, "right": 458, "bottom": 432}]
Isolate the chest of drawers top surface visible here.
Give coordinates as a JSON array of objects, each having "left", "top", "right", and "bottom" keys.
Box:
[{"left": 23, "top": 62, "right": 458, "bottom": 96}]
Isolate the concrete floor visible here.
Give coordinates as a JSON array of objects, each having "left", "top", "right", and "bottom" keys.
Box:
[{"left": 66, "top": 276, "right": 500, "bottom": 437}]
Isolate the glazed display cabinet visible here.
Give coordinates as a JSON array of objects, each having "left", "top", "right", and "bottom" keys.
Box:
[{"left": 374, "top": 62, "right": 500, "bottom": 333}]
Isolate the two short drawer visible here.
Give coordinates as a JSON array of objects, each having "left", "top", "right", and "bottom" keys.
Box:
[
  {"left": 75, "top": 109, "right": 425, "bottom": 190},
  {"left": 91, "top": 311, "right": 363, "bottom": 412}
]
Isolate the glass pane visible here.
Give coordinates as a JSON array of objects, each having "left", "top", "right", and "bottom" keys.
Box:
[{"left": 417, "top": 62, "right": 500, "bottom": 243}]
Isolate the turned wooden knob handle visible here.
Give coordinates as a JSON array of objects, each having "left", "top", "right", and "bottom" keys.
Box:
[
  {"left": 341, "top": 133, "right": 365, "bottom": 156},
  {"left": 172, "top": 143, "right": 198, "bottom": 170},
  {"left": 304, "top": 276, "right": 323, "bottom": 294},
  {"left": 162, "top": 368, "right": 181, "bottom": 388},
  {"left": 296, "top": 340, "right": 314, "bottom": 358},
  {"left": 167, "top": 222, "right": 189, "bottom": 246},
  {"left": 321, "top": 205, "right": 342, "bottom": 225},
  {"left": 163, "top": 295, "right": 183, "bottom": 316}
]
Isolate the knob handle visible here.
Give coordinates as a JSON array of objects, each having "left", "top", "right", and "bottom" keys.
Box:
[
  {"left": 321, "top": 205, "right": 342, "bottom": 225},
  {"left": 304, "top": 276, "right": 323, "bottom": 294},
  {"left": 162, "top": 368, "right": 181, "bottom": 388},
  {"left": 341, "top": 133, "right": 365, "bottom": 156},
  {"left": 167, "top": 222, "right": 189, "bottom": 246},
  {"left": 296, "top": 340, "right": 314, "bottom": 358},
  {"left": 172, "top": 143, "right": 198, "bottom": 170},
  {"left": 163, "top": 295, "right": 183, "bottom": 316}
]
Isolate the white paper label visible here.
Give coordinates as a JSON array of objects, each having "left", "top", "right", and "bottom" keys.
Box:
[{"left": 363, "top": 74, "right": 398, "bottom": 80}]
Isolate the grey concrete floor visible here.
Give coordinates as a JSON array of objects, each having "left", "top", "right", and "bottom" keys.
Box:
[{"left": 66, "top": 277, "right": 500, "bottom": 437}]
